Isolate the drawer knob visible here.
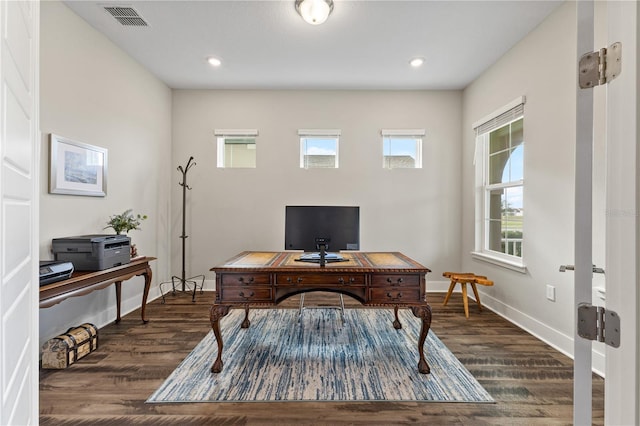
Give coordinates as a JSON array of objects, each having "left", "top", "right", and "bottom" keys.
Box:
[
  {"left": 338, "top": 277, "right": 345, "bottom": 284},
  {"left": 386, "top": 291, "right": 403, "bottom": 301},
  {"left": 297, "top": 277, "right": 303, "bottom": 283},
  {"left": 387, "top": 277, "right": 403, "bottom": 285},
  {"left": 238, "top": 277, "right": 254, "bottom": 284},
  {"left": 238, "top": 291, "right": 254, "bottom": 299}
]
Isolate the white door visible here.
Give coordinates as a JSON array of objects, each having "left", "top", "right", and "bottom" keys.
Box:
[
  {"left": 0, "top": 1, "right": 40, "bottom": 425},
  {"left": 574, "top": 1, "right": 639, "bottom": 425}
]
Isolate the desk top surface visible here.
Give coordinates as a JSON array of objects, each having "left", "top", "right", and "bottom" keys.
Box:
[{"left": 211, "top": 251, "right": 430, "bottom": 273}]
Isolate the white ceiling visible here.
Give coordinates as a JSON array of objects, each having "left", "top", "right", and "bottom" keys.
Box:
[{"left": 63, "top": 0, "right": 562, "bottom": 90}]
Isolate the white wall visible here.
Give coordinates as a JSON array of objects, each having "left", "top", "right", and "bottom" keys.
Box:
[
  {"left": 171, "top": 90, "right": 462, "bottom": 288},
  {"left": 461, "top": 2, "right": 605, "bottom": 372},
  {"left": 38, "top": 1, "right": 172, "bottom": 345}
]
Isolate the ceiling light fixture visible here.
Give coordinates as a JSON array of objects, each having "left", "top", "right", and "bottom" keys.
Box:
[
  {"left": 207, "top": 57, "right": 222, "bottom": 67},
  {"left": 410, "top": 57, "right": 425, "bottom": 68},
  {"left": 295, "top": 0, "right": 334, "bottom": 25}
]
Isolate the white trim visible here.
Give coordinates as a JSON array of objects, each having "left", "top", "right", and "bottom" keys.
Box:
[
  {"left": 381, "top": 129, "right": 426, "bottom": 136},
  {"left": 470, "top": 251, "right": 527, "bottom": 273},
  {"left": 574, "top": 2, "right": 595, "bottom": 424},
  {"left": 298, "top": 129, "right": 341, "bottom": 136},
  {"left": 472, "top": 95, "right": 526, "bottom": 129},
  {"left": 216, "top": 137, "right": 224, "bottom": 168},
  {"left": 604, "top": 1, "right": 639, "bottom": 424},
  {"left": 423, "top": 279, "right": 453, "bottom": 293},
  {"left": 214, "top": 129, "right": 258, "bottom": 136}
]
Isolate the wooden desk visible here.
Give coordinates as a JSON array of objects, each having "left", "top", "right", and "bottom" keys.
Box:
[
  {"left": 209, "top": 251, "right": 432, "bottom": 374},
  {"left": 40, "top": 256, "right": 156, "bottom": 324}
]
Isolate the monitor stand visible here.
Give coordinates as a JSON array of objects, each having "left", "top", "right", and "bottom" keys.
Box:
[{"left": 295, "top": 242, "right": 349, "bottom": 267}]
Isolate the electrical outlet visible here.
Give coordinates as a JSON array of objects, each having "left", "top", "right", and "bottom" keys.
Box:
[{"left": 546, "top": 284, "right": 556, "bottom": 302}]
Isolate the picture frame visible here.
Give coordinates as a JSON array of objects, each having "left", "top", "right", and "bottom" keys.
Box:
[{"left": 49, "top": 134, "right": 108, "bottom": 197}]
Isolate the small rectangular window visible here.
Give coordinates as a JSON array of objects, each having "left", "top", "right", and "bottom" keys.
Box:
[
  {"left": 215, "top": 129, "right": 258, "bottom": 168},
  {"left": 381, "top": 129, "right": 424, "bottom": 169},
  {"left": 298, "top": 129, "right": 340, "bottom": 169}
]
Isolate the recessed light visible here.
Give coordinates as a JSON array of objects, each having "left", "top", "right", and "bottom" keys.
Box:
[
  {"left": 409, "top": 57, "right": 425, "bottom": 68},
  {"left": 207, "top": 57, "right": 222, "bottom": 67}
]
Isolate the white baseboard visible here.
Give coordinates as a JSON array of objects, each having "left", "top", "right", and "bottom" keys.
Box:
[
  {"left": 203, "top": 279, "right": 216, "bottom": 291},
  {"left": 427, "top": 280, "right": 452, "bottom": 293}
]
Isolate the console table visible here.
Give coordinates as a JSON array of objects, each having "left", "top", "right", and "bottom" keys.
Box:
[
  {"left": 209, "top": 251, "right": 432, "bottom": 374},
  {"left": 39, "top": 256, "right": 156, "bottom": 324}
]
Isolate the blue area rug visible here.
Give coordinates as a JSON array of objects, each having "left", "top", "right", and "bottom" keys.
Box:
[{"left": 147, "top": 308, "right": 493, "bottom": 403}]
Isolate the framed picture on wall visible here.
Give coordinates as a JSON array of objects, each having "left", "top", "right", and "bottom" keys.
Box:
[{"left": 49, "top": 134, "right": 108, "bottom": 197}]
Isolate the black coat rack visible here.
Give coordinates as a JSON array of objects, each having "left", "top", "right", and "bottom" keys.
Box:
[{"left": 160, "top": 156, "right": 204, "bottom": 302}]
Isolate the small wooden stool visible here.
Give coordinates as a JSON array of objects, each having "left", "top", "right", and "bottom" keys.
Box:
[{"left": 442, "top": 272, "right": 494, "bottom": 318}]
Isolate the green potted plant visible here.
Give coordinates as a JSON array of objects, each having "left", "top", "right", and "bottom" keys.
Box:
[{"left": 105, "top": 209, "right": 148, "bottom": 257}]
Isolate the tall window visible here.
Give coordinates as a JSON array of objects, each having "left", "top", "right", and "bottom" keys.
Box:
[
  {"left": 473, "top": 98, "right": 525, "bottom": 269},
  {"left": 381, "top": 129, "right": 424, "bottom": 169},
  {"left": 298, "top": 129, "right": 340, "bottom": 169},
  {"left": 215, "top": 129, "right": 258, "bottom": 168}
]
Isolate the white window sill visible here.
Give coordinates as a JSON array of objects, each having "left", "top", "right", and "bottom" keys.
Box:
[{"left": 471, "top": 251, "right": 528, "bottom": 274}]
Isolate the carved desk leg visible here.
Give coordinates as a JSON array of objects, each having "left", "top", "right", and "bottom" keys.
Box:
[
  {"left": 209, "top": 305, "right": 231, "bottom": 373},
  {"left": 411, "top": 304, "right": 432, "bottom": 374},
  {"left": 392, "top": 305, "right": 402, "bottom": 329},
  {"left": 241, "top": 304, "right": 251, "bottom": 328}
]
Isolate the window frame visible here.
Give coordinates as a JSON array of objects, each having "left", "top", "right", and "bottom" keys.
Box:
[
  {"left": 471, "top": 98, "right": 527, "bottom": 273},
  {"left": 381, "top": 129, "right": 425, "bottom": 169},
  {"left": 214, "top": 129, "right": 258, "bottom": 169},
  {"left": 298, "top": 129, "right": 341, "bottom": 169}
]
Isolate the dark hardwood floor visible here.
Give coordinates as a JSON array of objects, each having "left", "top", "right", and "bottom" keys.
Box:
[{"left": 39, "top": 291, "right": 604, "bottom": 425}]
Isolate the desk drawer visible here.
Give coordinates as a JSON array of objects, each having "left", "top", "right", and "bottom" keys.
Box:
[
  {"left": 275, "top": 273, "right": 365, "bottom": 286},
  {"left": 220, "top": 273, "right": 270, "bottom": 286},
  {"left": 219, "top": 287, "right": 273, "bottom": 302},
  {"left": 371, "top": 274, "right": 420, "bottom": 287},
  {"left": 369, "top": 287, "right": 422, "bottom": 303}
]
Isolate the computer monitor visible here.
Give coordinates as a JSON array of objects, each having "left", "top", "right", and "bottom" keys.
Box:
[{"left": 284, "top": 206, "right": 360, "bottom": 253}]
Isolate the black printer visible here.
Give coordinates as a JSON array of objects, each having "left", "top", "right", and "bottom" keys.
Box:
[{"left": 52, "top": 234, "right": 131, "bottom": 271}]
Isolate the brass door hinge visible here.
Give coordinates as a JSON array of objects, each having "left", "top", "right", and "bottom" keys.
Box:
[{"left": 579, "top": 42, "right": 622, "bottom": 88}]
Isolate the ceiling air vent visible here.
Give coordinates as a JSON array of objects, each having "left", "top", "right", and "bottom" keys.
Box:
[{"left": 104, "top": 6, "right": 149, "bottom": 27}]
